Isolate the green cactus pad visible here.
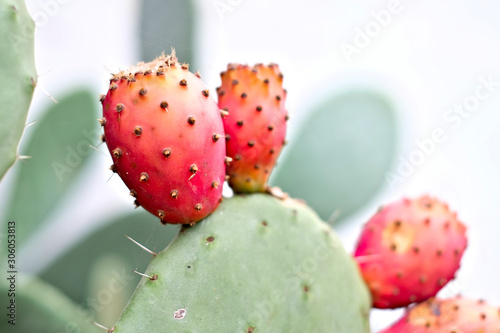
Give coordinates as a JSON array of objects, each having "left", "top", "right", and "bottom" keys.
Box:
[
  {"left": 0, "top": 0, "right": 36, "bottom": 180},
  {"left": 4, "top": 90, "right": 98, "bottom": 247},
  {"left": 0, "top": 276, "right": 101, "bottom": 333},
  {"left": 271, "top": 90, "right": 397, "bottom": 223},
  {"left": 113, "top": 194, "right": 371, "bottom": 332}
]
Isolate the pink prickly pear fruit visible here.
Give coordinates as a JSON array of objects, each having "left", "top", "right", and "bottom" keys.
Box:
[
  {"left": 100, "top": 52, "right": 226, "bottom": 224},
  {"left": 217, "top": 63, "right": 287, "bottom": 193},
  {"left": 379, "top": 296, "right": 500, "bottom": 332},
  {"left": 354, "top": 196, "right": 467, "bottom": 309}
]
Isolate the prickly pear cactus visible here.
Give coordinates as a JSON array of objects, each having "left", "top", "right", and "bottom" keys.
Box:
[
  {"left": 0, "top": 0, "right": 37, "bottom": 180},
  {"left": 113, "top": 194, "right": 371, "bottom": 332}
]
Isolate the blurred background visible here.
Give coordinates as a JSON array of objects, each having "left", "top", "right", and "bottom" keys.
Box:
[{"left": 1, "top": 0, "right": 500, "bottom": 331}]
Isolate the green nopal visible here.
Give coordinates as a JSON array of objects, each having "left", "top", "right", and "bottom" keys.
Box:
[
  {"left": 113, "top": 194, "right": 371, "bottom": 332},
  {"left": 0, "top": 0, "right": 37, "bottom": 180}
]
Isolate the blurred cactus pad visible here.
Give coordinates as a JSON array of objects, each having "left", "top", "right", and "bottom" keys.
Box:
[
  {"left": 0, "top": 276, "right": 101, "bottom": 333},
  {"left": 112, "top": 194, "right": 371, "bottom": 332},
  {"left": 0, "top": 0, "right": 36, "bottom": 180},
  {"left": 140, "top": 0, "right": 195, "bottom": 65},
  {"left": 272, "top": 90, "right": 397, "bottom": 223},
  {"left": 4, "top": 90, "right": 98, "bottom": 245}
]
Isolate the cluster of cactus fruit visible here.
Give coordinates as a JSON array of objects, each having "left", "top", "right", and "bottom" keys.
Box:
[
  {"left": 100, "top": 52, "right": 288, "bottom": 224},
  {"left": 99, "top": 51, "right": 499, "bottom": 332}
]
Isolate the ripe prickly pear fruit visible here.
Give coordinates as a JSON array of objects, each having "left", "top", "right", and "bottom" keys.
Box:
[
  {"left": 217, "top": 63, "right": 287, "bottom": 193},
  {"left": 379, "top": 296, "right": 500, "bottom": 332},
  {"left": 354, "top": 196, "right": 467, "bottom": 309},
  {"left": 101, "top": 52, "right": 226, "bottom": 224},
  {"left": 112, "top": 194, "right": 371, "bottom": 332}
]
